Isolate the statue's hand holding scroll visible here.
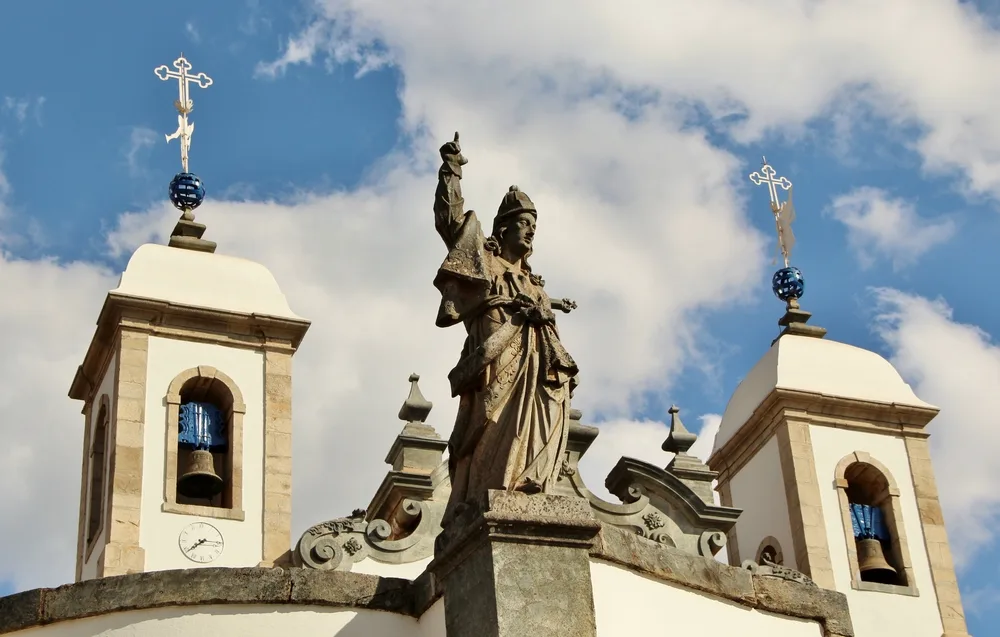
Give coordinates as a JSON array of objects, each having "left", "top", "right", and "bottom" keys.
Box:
[
  {"left": 514, "top": 294, "right": 557, "bottom": 326},
  {"left": 551, "top": 298, "right": 577, "bottom": 314}
]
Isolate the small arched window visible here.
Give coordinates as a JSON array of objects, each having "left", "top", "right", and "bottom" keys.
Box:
[
  {"left": 835, "top": 451, "right": 917, "bottom": 595},
  {"left": 164, "top": 366, "right": 246, "bottom": 520},
  {"left": 755, "top": 536, "right": 784, "bottom": 566},
  {"left": 85, "top": 396, "right": 111, "bottom": 552}
]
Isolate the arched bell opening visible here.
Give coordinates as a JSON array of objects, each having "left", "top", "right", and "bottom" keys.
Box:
[
  {"left": 175, "top": 375, "right": 234, "bottom": 508},
  {"left": 843, "top": 461, "right": 908, "bottom": 587},
  {"left": 85, "top": 396, "right": 111, "bottom": 551}
]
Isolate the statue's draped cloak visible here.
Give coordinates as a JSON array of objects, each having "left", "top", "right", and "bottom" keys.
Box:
[{"left": 433, "top": 161, "right": 578, "bottom": 519}]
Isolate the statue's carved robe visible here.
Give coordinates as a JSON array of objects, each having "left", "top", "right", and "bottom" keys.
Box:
[{"left": 433, "top": 161, "right": 578, "bottom": 521}]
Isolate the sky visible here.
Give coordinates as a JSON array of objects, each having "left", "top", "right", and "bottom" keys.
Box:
[{"left": 1, "top": 0, "right": 999, "bottom": 631}]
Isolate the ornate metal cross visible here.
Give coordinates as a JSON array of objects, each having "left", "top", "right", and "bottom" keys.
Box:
[
  {"left": 154, "top": 54, "right": 213, "bottom": 173},
  {"left": 749, "top": 157, "right": 796, "bottom": 268},
  {"left": 748, "top": 157, "right": 791, "bottom": 212}
]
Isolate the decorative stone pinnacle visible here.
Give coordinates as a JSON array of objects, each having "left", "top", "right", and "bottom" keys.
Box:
[
  {"left": 773, "top": 297, "right": 827, "bottom": 345},
  {"left": 398, "top": 373, "right": 433, "bottom": 424},
  {"left": 662, "top": 405, "right": 697, "bottom": 454}
]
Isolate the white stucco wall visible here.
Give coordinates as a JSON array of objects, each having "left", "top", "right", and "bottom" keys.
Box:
[
  {"left": 727, "top": 435, "right": 796, "bottom": 569},
  {"left": 591, "top": 561, "right": 821, "bottom": 637},
  {"left": 8, "top": 603, "right": 446, "bottom": 637},
  {"left": 351, "top": 556, "right": 432, "bottom": 580},
  {"left": 80, "top": 351, "right": 118, "bottom": 581},
  {"left": 809, "top": 425, "right": 943, "bottom": 637},
  {"left": 140, "top": 337, "right": 265, "bottom": 571}
]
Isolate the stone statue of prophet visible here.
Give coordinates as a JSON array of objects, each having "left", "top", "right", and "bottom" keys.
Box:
[{"left": 432, "top": 132, "right": 580, "bottom": 524}]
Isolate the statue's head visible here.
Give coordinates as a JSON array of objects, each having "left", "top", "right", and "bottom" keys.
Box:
[{"left": 492, "top": 185, "right": 537, "bottom": 260}]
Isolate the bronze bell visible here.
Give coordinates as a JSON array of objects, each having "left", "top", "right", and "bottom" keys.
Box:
[
  {"left": 857, "top": 537, "right": 897, "bottom": 584},
  {"left": 178, "top": 449, "right": 224, "bottom": 499}
]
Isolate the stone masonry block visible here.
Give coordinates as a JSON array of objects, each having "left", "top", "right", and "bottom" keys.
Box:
[
  {"left": 265, "top": 432, "right": 292, "bottom": 457},
  {"left": 265, "top": 493, "right": 292, "bottom": 514},
  {"left": 264, "top": 455, "right": 292, "bottom": 476},
  {"left": 265, "top": 472, "right": 293, "bottom": 495}
]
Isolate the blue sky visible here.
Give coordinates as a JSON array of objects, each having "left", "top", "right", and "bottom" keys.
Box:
[{"left": 1, "top": 0, "right": 999, "bottom": 633}]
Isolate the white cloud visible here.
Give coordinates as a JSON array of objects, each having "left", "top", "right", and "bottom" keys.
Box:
[
  {"left": 261, "top": 0, "right": 1000, "bottom": 201},
  {"left": 0, "top": 253, "right": 117, "bottom": 587},
  {"left": 872, "top": 288, "right": 1000, "bottom": 566},
  {"left": 2, "top": 98, "right": 30, "bottom": 124},
  {"left": 827, "top": 187, "right": 956, "bottom": 269},
  {"left": 124, "top": 126, "right": 159, "bottom": 178},
  {"left": 0, "top": 145, "right": 12, "bottom": 222},
  {"left": 185, "top": 22, "right": 201, "bottom": 43},
  {"left": 965, "top": 585, "right": 1000, "bottom": 619},
  {"left": 2, "top": 97, "right": 44, "bottom": 126}
]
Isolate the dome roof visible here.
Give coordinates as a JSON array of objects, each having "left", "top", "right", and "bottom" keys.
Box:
[
  {"left": 112, "top": 243, "right": 303, "bottom": 320},
  {"left": 713, "top": 335, "right": 935, "bottom": 452}
]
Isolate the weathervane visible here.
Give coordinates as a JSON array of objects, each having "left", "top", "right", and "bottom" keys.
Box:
[
  {"left": 155, "top": 54, "right": 212, "bottom": 216},
  {"left": 749, "top": 157, "right": 803, "bottom": 303}
]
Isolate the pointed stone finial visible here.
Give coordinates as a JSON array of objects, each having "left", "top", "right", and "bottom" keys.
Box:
[
  {"left": 385, "top": 373, "right": 446, "bottom": 474},
  {"left": 662, "top": 405, "right": 697, "bottom": 454},
  {"left": 662, "top": 405, "right": 719, "bottom": 506},
  {"left": 398, "top": 373, "right": 433, "bottom": 423}
]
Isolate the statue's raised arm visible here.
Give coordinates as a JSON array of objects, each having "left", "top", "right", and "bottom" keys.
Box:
[{"left": 433, "top": 132, "right": 473, "bottom": 248}]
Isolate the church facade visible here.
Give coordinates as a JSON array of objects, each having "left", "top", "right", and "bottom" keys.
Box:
[{"left": 0, "top": 216, "right": 972, "bottom": 636}]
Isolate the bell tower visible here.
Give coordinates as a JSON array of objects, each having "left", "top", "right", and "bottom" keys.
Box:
[
  {"left": 69, "top": 53, "right": 309, "bottom": 580},
  {"left": 69, "top": 241, "right": 309, "bottom": 579},
  {"left": 709, "top": 158, "right": 972, "bottom": 637},
  {"left": 708, "top": 327, "right": 970, "bottom": 637}
]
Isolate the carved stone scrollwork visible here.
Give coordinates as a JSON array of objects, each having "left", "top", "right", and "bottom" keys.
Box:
[
  {"left": 297, "top": 514, "right": 368, "bottom": 570},
  {"left": 742, "top": 555, "right": 817, "bottom": 587},
  {"left": 698, "top": 531, "right": 727, "bottom": 557},
  {"left": 296, "top": 497, "right": 445, "bottom": 571}
]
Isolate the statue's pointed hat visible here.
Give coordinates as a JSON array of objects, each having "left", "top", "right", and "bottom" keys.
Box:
[{"left": 492, "top": 185, "right": 536, "bottom": 236}]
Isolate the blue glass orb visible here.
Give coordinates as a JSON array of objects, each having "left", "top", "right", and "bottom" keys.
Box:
[
  {"left": 772, "top": 266, "right": 805, "bottom": 302},
  {"left": 169, "top": 172, "right": 205, "bottom": 211}
]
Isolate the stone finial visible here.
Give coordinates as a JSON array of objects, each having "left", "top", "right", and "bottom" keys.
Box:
[
  {"left": 773, "top": 297, "right": 826, "bottom": 345},
  {"left": 398, "top": 373, "right": 433, "bottom": 424},
  {"left": 662, "top": 405, "right": 697, "bottom": 454},
  {"left": 384, "top": 374, "right": 446, "bottom": 474},
  {"left": 661, "top": 405, "right": 718, "bottom": 505},
  {"left": 168, "top": 216, "right": 217, "bottom": 254}
]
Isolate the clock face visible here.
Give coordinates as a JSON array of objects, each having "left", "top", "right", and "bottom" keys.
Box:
[{"left": 178, "top": 522, "right": 224, "bottom": 564}]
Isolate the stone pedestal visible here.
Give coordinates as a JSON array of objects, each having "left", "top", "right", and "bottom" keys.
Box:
[{"left": 429, "top": 490, "right": 601, "bottom": 637}]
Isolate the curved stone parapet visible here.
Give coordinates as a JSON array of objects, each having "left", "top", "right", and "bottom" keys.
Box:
[
  {"left": 553, "top": 419, "right": 739, "bottom": 557},
  {"left": 0, "top": 567, "right": 417, "bottom": 635}
]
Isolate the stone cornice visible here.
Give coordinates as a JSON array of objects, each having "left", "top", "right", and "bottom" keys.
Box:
[
  {"left": 69, "top": 292, "right": 311, "bottom": 403},
  {"left": 709, "top": 387, "right": 938, "bottom": 481},
  {"left": 0, "top": 568, "right": 411, "bottom": 635},
  {"left": 2, "top": 534, "right": 857, "bottom": 636}
]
